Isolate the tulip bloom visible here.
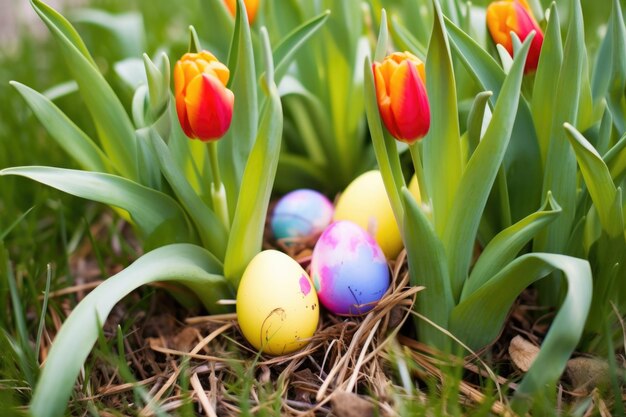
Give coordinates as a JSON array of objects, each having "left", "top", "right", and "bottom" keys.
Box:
[
  {"left": 486, "top": 0, "right": 544, "bottom": 73},
  {"left": 224, "top": 0, "right": 259, "bottom": 24},
  {"left": 174, "top": 51, "right": 234, "bottom": 141},
  {"left": 373, "top": 52, "right": 431, "bottom": 143}
]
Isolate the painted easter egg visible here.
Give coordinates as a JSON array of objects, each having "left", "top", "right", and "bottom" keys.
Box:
[
  {"left": 271, "top": 189, "right": 334, "bottom": 242},
  {"left": 236, "top": 250, "right": 319, "bottom": 355},
  {"left": 333, "top": 170, "right": 421, "bottom": 260},
  {"left": 310, "top": 221, "right": 390, "bottom": 315}
]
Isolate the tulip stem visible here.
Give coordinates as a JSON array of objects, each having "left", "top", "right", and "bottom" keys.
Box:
[
  {"left": 207, "top": 141, "right": 230, "bottom": 231},
  {"left": 409, "top": 142, "right": 430, "bottom": 206}
]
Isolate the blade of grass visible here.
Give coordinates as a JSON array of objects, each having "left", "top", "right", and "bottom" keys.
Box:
[
  {"left": 34, "top": 264, "right": 53, "bottom": 359},
  {"left": 4, "top": 249, "right": 36, "bottom": 387},
  {"left": 0, "top": 207, "right": 34, "bottom": 241}
]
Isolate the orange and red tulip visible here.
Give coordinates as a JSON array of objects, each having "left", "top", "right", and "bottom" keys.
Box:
[
  {"left": 373, "top": 52, "right": 430, "bottom": 143},
  {"left": 224, "top": 0, "right": 259, "bottom": 25},
  {"left": 174, "top": 51, "right": 234, "bottom": 141},
  {"left": 486, "top": 0, "right": 544, "bottom": 73}
]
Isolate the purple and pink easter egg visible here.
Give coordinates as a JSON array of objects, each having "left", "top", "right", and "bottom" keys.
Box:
[
  {"left": 310, "top": 221, "right": 390, "bottom": 315},
  {"left": 271, "top": 189, "right": 334, "bottom": 241}
]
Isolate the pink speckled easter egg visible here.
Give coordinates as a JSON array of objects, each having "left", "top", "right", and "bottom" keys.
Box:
[{"left": 310, "top": 221, "right": 390, "bottom": 315}]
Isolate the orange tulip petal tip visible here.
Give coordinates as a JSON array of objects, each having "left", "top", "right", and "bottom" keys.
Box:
[
  {"left": 373, "top": 52, "right": 431, "bottom": 143},
  {"left": 224, "top": 0, "right": 260, "bottom": 25},
  {"left": 486, "top": 0, "right": 544, "bottom": 73}
]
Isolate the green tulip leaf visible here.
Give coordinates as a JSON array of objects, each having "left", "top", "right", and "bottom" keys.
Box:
[
  {"left": 148, "top": 131, "right": 228, "bottom": 259},
  {"left": 389, "top": 15, "right": 427, "bottom": 60},
  {"left": 220, "top": 0, "right": 259, "bottom": 218},
  {"left": 10, "top": 81, "right": 111, "bottom": 174},
  {"left": 535, "top": 0, "right": 587, "bottom": 265},
  {"left": 114, "top": 57, "right": 147, "bottom": 90},
  {"left": 30, "top": 0, "right": 139, "bottom": 181},
  {"left": 423, "top": 0, "right": 463, "bottom": 237},
  {"left": 224, "top": 29, "right": 283, "bottom": 288},
  {"left": 607, "top": 0, "right": 626, "bottom": 133},
  {"left": 443, "top": 35, "right": 531, "bottom": 301},
  {"left": 606, "top": 132, "right": 626, "bottom": 182},
  {"left": 70, "top": 8, "right": 145, "bottom": 58},
  {"left": 565, "top": 123, "right": 623, "bottom": 237},
  {"left": 41, "top": 80, "right": 78, "bottom": 101},
  {"left": 445, "top": 16, "right": 542, "bottom": 224},
  {"left": 363, "top": 11, "right": 405, "bottom": 226},
  {"left": 466, "top": 90, "right": 493, "bottom": 157},
  {"left": 449, "top": 253, "right": 592, "bottom": 414},
  {"left": 0, "top": 167, "right": 193, "bottom": 246},
  {"left": 29, "top": 244, "right": 233, "bottom": 417},
  {"left": 401, "top": 188, "right": 453, "bottom": 349},
  {"left": 532, "top": 3, "right": 562, "bottom": 164},
  {"left": 596, "top": 104, "right": 614, "bottom": 156},
  {"left": 272, "top": 10, "right": 330, "bottom": 83},
  {"left": 462, "top": 192, "right": 561, "bottom": 300}
]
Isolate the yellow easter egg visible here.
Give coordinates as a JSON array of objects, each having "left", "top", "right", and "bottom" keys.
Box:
[{"left": 236, "top": 250, "right": 319, "bottom": 355}]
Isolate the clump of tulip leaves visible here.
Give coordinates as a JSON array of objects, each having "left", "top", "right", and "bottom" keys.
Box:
[
  {"left": 365, "top": 0, "right": 625, "bottom": 413},
  {"left": 1, "top": 0, "right": 625, "bottom": 416}
]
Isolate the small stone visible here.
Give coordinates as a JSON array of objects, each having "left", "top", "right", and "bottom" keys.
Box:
[
  {"left": 331, "top": 391, "right": 375, "bottom": 417},
  {"left": 509, "top": 335, "right": 540, "bottom": 372},
  {"left": 566, "top": 357, "right": 611, "bottom": 394}
]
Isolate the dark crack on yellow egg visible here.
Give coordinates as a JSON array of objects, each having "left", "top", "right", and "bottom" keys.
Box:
[{"left": 260, "top": 308, "right": 286, "bottom": 346}]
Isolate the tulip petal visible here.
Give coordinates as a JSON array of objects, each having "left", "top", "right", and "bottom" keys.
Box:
[
  {"left": 185, "top": 73, "right": 234, "bottom": 141},
  {"left": 176, "top": 93, "right": 195, "bottom": 139},
  {"left": 373, "top": 62, "right": 401, "bottom": 139},
  {"left": 487, "top": 2, "right": 516, "bottom": 53},
  {"left": 513, "top": 3, "right": 544, "bottom": 72},
  {"left": 174, "top": 61, "right": 185, "bottom": 97},
  {"left": 389, "top": 61, "right": 430, "bottom": 142},
  {"left": 223, "top": 0, "right": 259, "bottom": 24},
  {"left": 486, "top": 1, "right": 544, "bottom": 73}
]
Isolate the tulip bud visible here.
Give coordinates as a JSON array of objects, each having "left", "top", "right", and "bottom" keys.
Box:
[
  {"left": 486, "top": 0, "right": 544, "bottom": 73},
  {"left": 174, "top": 51, "right": 234, "bottom": 141},
  {"left": 224, "top": 0, "right": 260, "bottom": 25},
  {"left": 373, "top": 52, "right": 431, "bottom": 143}
]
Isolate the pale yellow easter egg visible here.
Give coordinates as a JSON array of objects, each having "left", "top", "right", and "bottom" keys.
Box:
[
  {"left": 333, "top": 170, "right": 421, "bottom": 260},
  {"left": 236, "top": 250, "right": 319, "bottom": 355}
]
